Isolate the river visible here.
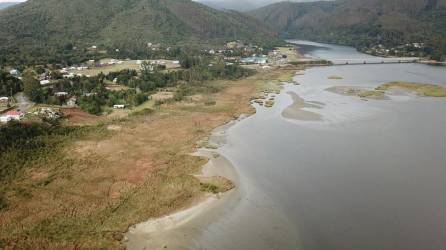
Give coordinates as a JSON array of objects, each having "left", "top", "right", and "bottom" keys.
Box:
[
  {"left": 209, "top": 41, "right": 446, "bottom": 250},
  {"left": 127, "top": 41, "right": 446, "bottom": 250}
]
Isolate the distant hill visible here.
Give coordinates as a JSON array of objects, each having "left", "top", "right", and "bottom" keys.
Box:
[
  {"left": 250, "top": 0, "right": 446, "bottom": 58},
  {"left": 197, "top": 0, "right": 325, "bottom": 12},
  {"left": 0, "top": 0, "right": 277, "bottom": 64},
  {"left": 0, "top": 2, "right": 20, "bottom": 10}
]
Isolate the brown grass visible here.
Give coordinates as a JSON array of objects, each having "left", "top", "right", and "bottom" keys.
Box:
[
  {"left": 61, "top": 108, "right": 104, "bottom": 125},
  {"left": 0, "top": 66, "right": 301, "bottom": 249}
]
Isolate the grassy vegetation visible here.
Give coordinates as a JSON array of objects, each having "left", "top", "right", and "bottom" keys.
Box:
[
  {"left": 252, "top": 66, "right": 301, "bottom": 95},
  {"left": 0, "top": 62, "right": 305, "bottom": 249},
  {"left": 0, "top": 63, "right": 293, "bottom": 249},
  {"left": 376, "top": 81, "right": 446, "bottom": 97},
  {"left": 199, "top": 176, "right": 234, "bottom": 194},
  {"left": 73, "top": 61, "right": 142, "bottom": 76},
  {"left": 328, "top": 75, "right": 343, "bottom": 80},
  {"left": 265, "top": 100, "right": 275, "bottom": 108},
  {"left": 0, "top": 122, "right": 106, "bottom": 184},
  {"left": 358, "top": 90, "right": 385, "bottom": 98}
]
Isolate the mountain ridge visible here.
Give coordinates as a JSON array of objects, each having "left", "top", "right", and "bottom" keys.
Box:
[{"left": 0, "top": 0, "right": 278, "bottom": 64}]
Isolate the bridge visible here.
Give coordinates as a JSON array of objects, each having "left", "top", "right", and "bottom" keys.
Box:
[{"left": 329, "top": 58, "right": 420, "bottom": 66}]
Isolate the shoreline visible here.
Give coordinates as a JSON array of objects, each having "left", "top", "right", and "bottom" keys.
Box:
[
  {"left": 124, "top": 119, "right": 244, "bottom": 249},
  {"left": 124, "top": 67, "right": 304, "bottom": 249},
  {"left": 125, "top": 113, "right": 302, "bottom": 250}
]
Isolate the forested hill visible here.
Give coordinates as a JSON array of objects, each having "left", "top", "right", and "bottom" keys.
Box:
[
  {"left": 0, "top": 0, "right": 277, "bottom": 65},
  {"left": 249, "top": 0, "right": 446, "bottom": 59}
]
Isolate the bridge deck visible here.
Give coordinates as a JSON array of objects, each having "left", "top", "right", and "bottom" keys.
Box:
[{"left": 329, "top": 58, "right": 419, "bottom": 65}]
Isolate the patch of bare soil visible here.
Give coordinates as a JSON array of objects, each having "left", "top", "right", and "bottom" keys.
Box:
[{"left": 61, "top": 108, "right": 103, "bottom": 125}]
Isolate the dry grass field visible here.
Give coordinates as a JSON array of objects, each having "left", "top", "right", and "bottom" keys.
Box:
[{"left": 0, "top": 66, "right": 301, "bottom": 249}]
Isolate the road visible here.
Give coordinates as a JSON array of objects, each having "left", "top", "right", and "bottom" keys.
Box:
[{"left": 14, "top": 92, "right": 34, "bottom": 112}]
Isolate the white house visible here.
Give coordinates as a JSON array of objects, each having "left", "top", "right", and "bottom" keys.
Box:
[
  {"left": 0, "top": 97, "right": 9, "bottom": 104},
  {"left": 9, "top": 69, "right": 19, "bottom": 76},
  {"left": 108, "top": 59, "right": 118, "bottom": 65},
  {"left": 0, "top": 116, "right": 11, "bottom": 123},
  {"left": 63, "top": 73, "right": 75, "bottom": 78},
  {"left": 67, "top": 97, "right": 77, "bottom": 107},
  {"left": 40, "top": 80, "right": 51, "bottom": 85},
  {"left": 113, "top": 104, "right": 126, "bottom": 109},
  {"left": 55, "top": 92, "right": 68, "bottom": 97}
]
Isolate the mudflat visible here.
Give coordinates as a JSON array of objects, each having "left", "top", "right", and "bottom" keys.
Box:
[{"left": 282, "top": 91, "right": 323, "bottom": 121}]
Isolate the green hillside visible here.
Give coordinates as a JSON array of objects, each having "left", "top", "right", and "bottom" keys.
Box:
[
  {"left": 249, "top": 0, "right": 446, "bottom": 59},
  {"left": 0, "top": 0, "right": 277, "bottom": 65}
]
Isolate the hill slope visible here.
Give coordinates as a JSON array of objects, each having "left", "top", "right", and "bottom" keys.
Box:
[
  {"left": 250, "top": 0, "right": 446, "bottom": 58},
  {"left": 0, "top": 0, "right": 277, "bottom": 64}
]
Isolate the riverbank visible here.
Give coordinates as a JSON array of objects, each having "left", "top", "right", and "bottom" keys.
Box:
[
  {"left": 125, "top": 146, "right": 240, "bottom": 249},
  {"left": 0, "top": 64, "right": 302, "bottom": 248},
  {"left": 123, "top": 65, "right": 303, "bottom": 249}
]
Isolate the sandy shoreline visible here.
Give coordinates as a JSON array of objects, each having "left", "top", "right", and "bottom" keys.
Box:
[
  {"left": 125, "top": 106, "right": 302, "bottom": 250},
  {"left": 124, "top": 120, "right": 243, "bottom": 249}
]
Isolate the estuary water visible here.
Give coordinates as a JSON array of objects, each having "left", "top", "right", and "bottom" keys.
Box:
[{"left": 205, "top": 41, "right": 446, "bottom": 250}]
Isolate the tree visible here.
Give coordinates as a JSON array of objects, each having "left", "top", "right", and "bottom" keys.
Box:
[
  {"left": 431, "top": 50, "right": 445, "bottom": 62},
  {"left": 22, "top": 70, "right": 43, "bottom": 102},
  {"left": 0, "top": 70, "right": 22, "bottom": 97}
]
